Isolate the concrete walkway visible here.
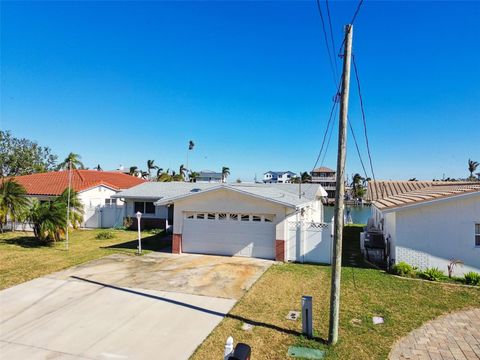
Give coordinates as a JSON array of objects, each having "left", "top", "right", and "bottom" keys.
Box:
[
  {"left": 0, "top": 253, "right": 272, "bottom": 360},
  {"left": 389, "top": 308, "right": 480, "bottom": 360}
]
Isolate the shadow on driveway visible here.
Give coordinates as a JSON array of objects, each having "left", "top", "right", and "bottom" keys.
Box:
[{"left": 104, "top": 233, "right": 172, "bottom": 253}]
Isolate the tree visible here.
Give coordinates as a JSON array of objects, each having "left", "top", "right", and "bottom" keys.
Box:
[
  {"left": 222, "top": 167, "right": 230, "bottom": 183},
  {"left": 57, "top": 188, "right": 84, "bottom": 228},
  {"left": 96, "top": 164, "right": 102, "bottom": 171},
  {"left": 351, "top": 173, "right": 366, "bottom": 199},
  {"left": 57, "top": 153, "right": 84, "bottom": 170},
  {"left": 0, "top": 179, "right": 29, "bottom": 232},
  {"left": 301, "top": 171, "right": 312, "bottom": 183},
  {"left": 0, "top": 130, "right": 58, "bottom": 177},
  {"left": 179, "top": 164, "right": 187, "bottom": 180},
  {"left": 129, "top": 166, "right": 139, "bottom": 176},
  {"left": 468, "top": 159, "right": 479, "bottom": 180},
  {"left": 147, "top": 160, "right": 158, "bottom": 178},
  {"left": 189, "top": 171, "right": 199, "bottom": 183},
  {"left": 157, "top": 169, "right": 172, "bottom": 182},
  {"left": 140, "top": 171, "right": 149, "bottom": 180}
]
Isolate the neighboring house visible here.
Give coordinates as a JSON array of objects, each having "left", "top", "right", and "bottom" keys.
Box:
[
  {"left": 263, "top": 171, "right": 296, "bottom": 184},
  {"left": 477, "top": 173, "right": 480, "bottom": 180},
  {"left": 196, "top": 171, "right": 222, "bottom": 183},
  {"left": 11, "top": 170, "right": 145, "bottom": 228},
  {"left": 310, "top": 167, "right": 336, "bottom": 203},
  {"left": 113, "top": 182, "right": 332, "bottom": 263},
  {"left": 364, "top": 180, "right": 480, "bottom": 276}
]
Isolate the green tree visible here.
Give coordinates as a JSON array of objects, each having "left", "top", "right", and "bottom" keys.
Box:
[
  {"left": 189, "top": 171, "right": 199, "bottom": 183},
  {"left": 222, "top": 167, "right": 230, "bottom": 183},
  {"left": 129, "top": 166, "right": 139, "bottom": 176},
  {"left": 147, "top": 160, "right": 158, "bottom": 178},
  {"left": 0, "top": 179, "right": 29, "bottom": 232},
  {"left": 179, "top": 164, "right": 187, "bottom": 180},
  {"left": 0, "top": 130, "right": 58, "bottom": 176},
  {"left": 57, "top": 153, "right": 84, "bottom": 170},
  {"left": 29, "top": 200, "right": 66, "bottom": 243},
  {"left": 301, "top": 171, "right": 312, "bottom": 183},
  {"left": 468, "top": 159, "right": 479, "bottom": 180},
  {"left": 57, "top": 188, "right": 84, "bottom": 228}
]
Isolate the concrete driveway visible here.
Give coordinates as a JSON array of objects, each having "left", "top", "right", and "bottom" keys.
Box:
[{"left": 0, "top": 253, "right": 272, "bottom": 360}]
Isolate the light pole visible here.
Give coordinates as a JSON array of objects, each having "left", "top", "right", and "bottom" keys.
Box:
[{"left": 136, "top": 211, "right": 142, "bottom": 255}]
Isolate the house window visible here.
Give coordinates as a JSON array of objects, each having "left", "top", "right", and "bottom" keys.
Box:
[
  {"left": 105, "top": 199, "right": 117, "bottom": 206},
  {"left": 134, "top": 201, "right": 155, "bottom": 214},
  {"left": 241, "top": 214, "right": 250, "bottom": 221},
  {"left": 145, "top": 202, "right": 155, "bottom": 214},
  {"left": 476, "top": 223, "right": 480, "bottom": 247}
]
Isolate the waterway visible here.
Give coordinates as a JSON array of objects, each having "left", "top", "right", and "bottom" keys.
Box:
[{"left": 323, "top": 205, "right": 371, "bottom": 225}]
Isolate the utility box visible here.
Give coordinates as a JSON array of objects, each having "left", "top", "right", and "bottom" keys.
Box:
[
  {"left": 230, "top": 343, "right": 251, "bottom": 360},
  {"left": 302, "top": 295, "right": 313, "bottom": 338}
]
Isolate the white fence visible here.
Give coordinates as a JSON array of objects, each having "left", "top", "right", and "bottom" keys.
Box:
[
  {"left": 83, "top": 205, "right": 125, "bottom": 229},
  {"left": 287, "top": 221, "right": 332, "bottom": 264}
]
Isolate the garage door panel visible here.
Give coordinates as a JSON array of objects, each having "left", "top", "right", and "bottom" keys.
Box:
[{"left": 182, "top": 218, "right": 275, "bottom": 259}]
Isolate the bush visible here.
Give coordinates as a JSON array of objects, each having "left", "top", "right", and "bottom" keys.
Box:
[
  {"left": 464, "top": 272, "right": 480, "bottom": 286},
  {"left": 95, "top": 230, "right": 115, "bottom": 240},
  {"left": 420, "top": 267, "right": 445, "bottom": 281},
  {"left": 391, "top": 261, "right": 416, "bottom": 277},
  {"left": 148, "top": 228, "right": 164, "bottom": 235}
]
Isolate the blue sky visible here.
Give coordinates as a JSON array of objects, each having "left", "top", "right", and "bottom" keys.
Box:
[{"left": 1, "top": 1, "right": 479, "bottom": 181}]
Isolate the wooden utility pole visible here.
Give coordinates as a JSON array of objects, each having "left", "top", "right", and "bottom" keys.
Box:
[{"left": 328, "top": 24, "right": 353, "bottom": 345}]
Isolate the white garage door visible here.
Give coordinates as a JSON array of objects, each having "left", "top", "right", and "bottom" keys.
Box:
[{"left": 182, "top": 212, "right": 275, "bottom": 259}]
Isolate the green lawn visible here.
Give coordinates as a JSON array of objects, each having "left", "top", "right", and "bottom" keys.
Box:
[
  {"left": 191, "top": 226, "right": 480, "bottom": 360},
  {"left": 0, "top": 229, "right": 170, "bottom": 290}
]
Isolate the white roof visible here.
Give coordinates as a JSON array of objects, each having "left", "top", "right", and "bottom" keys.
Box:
[{"left": 113, "top": 182, "right": 327, "bottom": 209}]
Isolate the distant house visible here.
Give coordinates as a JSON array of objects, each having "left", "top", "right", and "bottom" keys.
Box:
[
  {"left": 477, "top": 172, "right": 480, "bottom": 180},
  {"left": 310, "top": 167, "right": 336, "bottom": 203},
  {"left": 364, "top": 180, "right": 480, "bottom": 276},
  {"left": 263, "top": 171, "right": 296, "bottom": 184},
  {"left": 196, "top": 171, "right": 222, "bottom": 183},
  {"left": 11, "top": 170, "right": 145, "bottom": 228},
  {"left": 113, "top": 182, "right": 331, "bottom": 262}
]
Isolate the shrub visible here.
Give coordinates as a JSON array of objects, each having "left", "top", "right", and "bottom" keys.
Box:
[
  {"left": 148, "top": 228, "right": 164, "bottom": 235},
  {"left": 391, "top": 262, "right": 416, "bottom": 277},
  {"left": 123, "top": 217, "right": 133, "bottom": 228},
  {"left": 420, "top": 267, "right": 445, "bottom": 281},
  {"left": 464, "top": 272, "right": 480, "bottom": 286},
  {"left": 95, "top": 230, "right": 115, "bottom": 240}
]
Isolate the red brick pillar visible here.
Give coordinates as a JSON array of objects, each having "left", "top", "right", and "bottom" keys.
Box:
[
  {"left": 275, "top": 239, "right": 285, "bottom": 262},
  {"left": 172, "top": 234, "right": 182, "bottom": 254}
]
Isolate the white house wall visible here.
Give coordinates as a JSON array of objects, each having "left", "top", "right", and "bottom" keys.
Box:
[
  {"left": 78, "top": 186, "right": 120, "bottom": 208},
  {"left": 393, "top": 193, "right": 480, "bottom": 275}
]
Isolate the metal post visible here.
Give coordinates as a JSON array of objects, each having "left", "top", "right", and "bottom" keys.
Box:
[
  {"left": 66, "top": 160, "right": 72, "bottom": 251},
  {"left": 302, "top": 295, "right": 313, "bottom": 338},
  {"left": 136, "top": 211, "right": 142, "bottom": 254},
  {"left": 328, "top": 24, "right": 353, "bottom": 345}
]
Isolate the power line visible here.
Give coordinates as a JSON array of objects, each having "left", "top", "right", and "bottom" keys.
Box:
[
  {"left": 320, "top": 102, "right": 339, "bottom": 168},
  {"left": 325, "top": 0, "right": 338, "bottom": 77},
  {"left": 352, "top": 54, "right": 376, "bottom": 183},
  {"left": 315, "top": 0, "right": 338, "bottom": 85},
  {"left": 337, "top": 0, "right": 364, "bottom": 57},
  {"left": 312, "top": 98, "right": 339, "bottom": 172},
  {"left": 348, "top": 118, "right": 369, "bottom": 181}
]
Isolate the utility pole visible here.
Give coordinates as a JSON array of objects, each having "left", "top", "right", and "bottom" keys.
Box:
[
  {"left": 328, "top": 24, "right": 353, "bottom": 345},
  {"left": 66, "top": 160, "right": 72, "bottom": 251}
]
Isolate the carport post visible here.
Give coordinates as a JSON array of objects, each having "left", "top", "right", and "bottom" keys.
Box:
[{"left": 136, "top": 211, "right": 142, "bottom": 254}]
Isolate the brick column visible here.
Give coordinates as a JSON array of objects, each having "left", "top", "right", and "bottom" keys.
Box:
[
  {"left": 172, "top": 234, "right": 182, "bottom": 254},
  {"left": 275, "top": 239, "right": 285, "bottom": 262}
]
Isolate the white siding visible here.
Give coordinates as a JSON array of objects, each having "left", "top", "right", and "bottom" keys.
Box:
[{"left": 391, "top": 193, "right": 480, "bottom": 275}]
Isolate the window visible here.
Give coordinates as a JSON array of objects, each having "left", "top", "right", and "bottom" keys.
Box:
[
  {"left": 134, "top": 202, "right": 144, "bottom": 213},
  {"left": 134, "top": 201, "right": 155, "bottom": 214},
  {"left": 207, "top": 213, "right": 216, "bottom": 220},
  {"left": 264, "top": 215, "right": 274, "bottom": 222},
  {"left": 196, "top": 213, "right": 205, "bottom": 220},
  {"left": 186, "top": 212, "right": 194, "bottom": 219},
  {"left": 105, "top": 199, "right": 117, "bottom": 205},
  {"left": 241, "top": 214, "right": 250, "bottom": 221},
  {"left": 476, "top": 223, "right": 480, "bottom": 247},
  {"left": 218, "top": 213, "right": 227, "bottom": 220},
  {"left": 145, "top": 202, "right": 155, "bottom": 214},
  {"left": 252, "top": 215, "right": 261, "bottom": 222},
  {"left": 229, "top": 214, "right": 238, "bottom": 221}
]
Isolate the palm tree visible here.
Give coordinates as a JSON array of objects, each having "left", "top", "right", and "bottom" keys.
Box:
[
  {"left": 29, "top": 200, "right": 66, "bottom": 243},
  {"left": 222, "top": 167, "right": 230, "bottom": 183},
  {"left": 189, "top": 171, "right": 199, "bottom": 183},
  {"left": 96, "top": 164, "right": 102, "bottom": 171},
  {"left": 147, "top": 160, "right": 158, "bottom": 179},
  {"left": 129, "top": 166, "right": 139, "bottom": 176},
  {"left": 140, "top": 171, "right": 149, "bottom": 180},
  {"left": 57, "top": 188, "right": 84, "bottom": 228},
  {"left": 0, "top": 179, "right": 29, "bottom": 232},
  {"left": 468, "top": 159, "right": 479, "bottom": 180},
  {"left": 57, "top": 153, "right": 84, "bottom": 170},
  {"left": 301, "top": 171, "right": 312, "bottom": 183},
  {"left": 179, "top": 164, "right": 187, "bottom": 181}
]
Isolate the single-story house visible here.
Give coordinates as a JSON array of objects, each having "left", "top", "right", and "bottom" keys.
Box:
[
  {"left": 196, "top": 171, "right": 223, "bottom": 183},
  {"left": 113, "top": 182, "right": 332, "bottom": 262},
  {"left": 365, "top": 180, "right": 480, "bottom": 275},
  {"left": 11, "top": 170, "right": 145, "bottom": 228}
]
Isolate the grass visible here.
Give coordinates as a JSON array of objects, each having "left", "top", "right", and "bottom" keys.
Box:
[
  {"left": 190, "top": 225, "right": 480, "bottom": 360},
  {"left": 0, "top": 228, "right": 170, "bottom": 290}
]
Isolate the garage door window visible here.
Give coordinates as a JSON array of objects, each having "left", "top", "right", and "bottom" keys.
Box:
[
  {"left": 218, "top": 213, "right": 227, "bottom": 220},
  {"left": 196, "top": 213, "right": 205, "bottom": 219},
  {"left": 207, "top": 213, "right": 216, "bottom": 220},
  {"left": 252, "top": 215, "right": 261, "bottom": 222},
  {"left": 241, "top": 214, "right": 250, "bottom": 221},
  {"left": 229, "top": 214, "right": 238, "bottom": 221},
  {"left": 264, "top": 215, "right": 274, "bottom": 222}
]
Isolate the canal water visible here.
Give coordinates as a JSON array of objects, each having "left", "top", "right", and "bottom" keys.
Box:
[{"left": 323, "top": 205, "right": 371, "bottom": 225}]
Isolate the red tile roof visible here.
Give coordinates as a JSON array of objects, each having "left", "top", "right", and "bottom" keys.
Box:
[{"left": 9, "top": 170, "right": 145, "bottom": 196}]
